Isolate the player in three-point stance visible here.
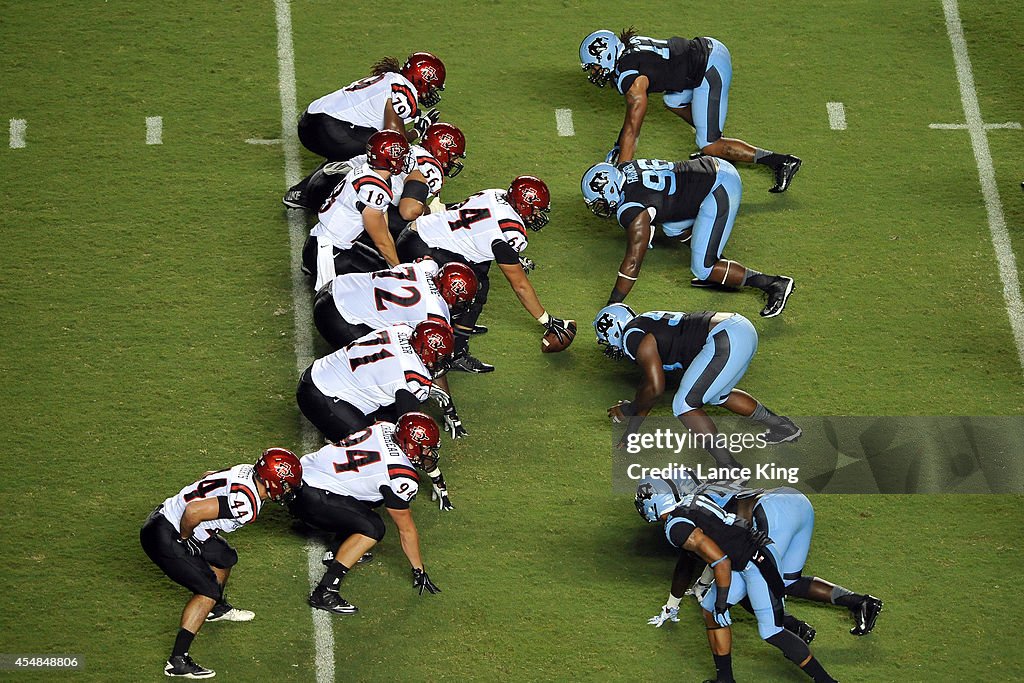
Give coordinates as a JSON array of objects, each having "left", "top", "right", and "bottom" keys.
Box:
[{"left": 140, "top": 449, "right": 302, "bottom": 678}]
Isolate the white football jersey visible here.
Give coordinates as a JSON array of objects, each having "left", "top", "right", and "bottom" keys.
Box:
[
  {"left": 300, "top": 422, "right": 420, "bottom": 505},
  {"left": 330, "top": 260, "right": 450, "bottom": 329},
  {"left": 310, "top": 324, "right": 433, "bottom": 415},
  {"left": 347, "top": 144, "right": 444, "bottom": 203},
  {"left": 414, "top": 189, "right": 529, "bottom": 263},
  {"left": 310, "top": 163, "right": 393, "bottom": 250},
  {"left": 307, "top": 72, "right": 419, "bottom": 128},
  {"left": 160, "top": 464, "right": 263, "bottom": 542}
]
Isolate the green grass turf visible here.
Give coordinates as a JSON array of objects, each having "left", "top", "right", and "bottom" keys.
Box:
[{"left": 0, "top": 1, "right": 1022, "bottom": 680}]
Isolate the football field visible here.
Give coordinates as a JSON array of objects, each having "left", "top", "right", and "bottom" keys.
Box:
[{"left": 1, "top": 1, "right": 1022, "bottom": 681}]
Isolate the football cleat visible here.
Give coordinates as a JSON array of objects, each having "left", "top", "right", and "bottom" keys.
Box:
[
  {"left": 850, "top": 595, "right": 883, "bottom": 636},
  {"left": 762, "top": 417, "right": 802, "bottom": 445},
  {"left": 793, "top": 619, "right": 816, "bottom": 645},
  {"left": 469, "top": 324, "right": 488, "bottom": 335},
  {"left": 768, "top": 155, "right": 802, "bottom": 193},
  {"left": 164, "top": 654, "right": 215, "bottom": 678},
  {"left": 308, "top": 588, "right": 359, "bottom": 615},
  {"left": 205, "top": 602, "right": 255, "bottom": 622},
  {"left": 282, "top": 189, "right": 306, "bottom": 209},
  {"left": 321, "top": 550, "right": 374, "bottom": 567},
  {"left": 760, "top": 276, "right": 795, "bottom": 318},
  {"left": 450, "top": 353, "right": 494, "bottom": 373},
  {"left": 688, "top": 151, "right": 708, "bottom": 160}
]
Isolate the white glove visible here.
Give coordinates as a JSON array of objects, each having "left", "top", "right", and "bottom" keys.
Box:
[
  {"left": 647, "top": 605, "right": 680, "bottom": 627},
  {"left": 430, "top": 483, "right": 454, "bottom": 511},
  {"left": 429, "top": 384, "right": 451, "bottom": 410},
  {"left": 412, "top": 108, "right": 440, "bottom": 139}
]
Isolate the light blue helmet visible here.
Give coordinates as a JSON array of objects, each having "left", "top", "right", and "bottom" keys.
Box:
[
  {"left": 580, "top": 30, "right": 622, "bottom": 87},
  {"left": 593, "top": 303, "right": 636, "bottom": 359},
  {"left": 635, "top": 476, "right": 698, "bottom": 523},
  {"left": 581, "top": 162, "right": 624, "bottom": 219}
]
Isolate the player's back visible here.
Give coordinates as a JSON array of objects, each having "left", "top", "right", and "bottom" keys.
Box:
[
  {"left": 331, "top": 261, "right": 450, "bottom": 329},
  {"left": 615, "top": 36, "right": 710, "bottom": 94},
  {"left": 308, "top": 72, "right": 418, "bottom": 130},
  {"left": 415, "top": 189, "right": 528, "bottom": 263},
  {"left": 312, "top": 163, "right": 393, "bottom": 248},
  {"left": 300, "top": 423, "right": 419, "bottom": 504},
  {"left": 161, "top": 464, "right": 262, "bottom": 540},
  {"left": 622, "top": 310, "right": 715, "bottom": 370},
  {"left": 618, "top": 157, "right": 719, "bottom": 227},
  {"left": 665, "top": 493, "right": 762, "bottom": 570}
]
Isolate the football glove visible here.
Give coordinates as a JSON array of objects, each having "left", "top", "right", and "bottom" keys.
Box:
[
  {"left": 179, "top": 536, "right": 203, "bottom": 557},
  {"left": 430, "top": 483, "right": 454, "bottom": 511},
  {"left": 412, "top": 567, "right": 441, "bottom": 595},
  {"left": 519, "top": 256, "right": 536, "bottom": 274},
  {"left": 542, "top": 315, "right": 573, "bottom": 344},
  {"left": 429, "top": 384, "right": 452, "bottom": 410},
  {"left": 605, "top": 145, "right": 620, "bottom": 165},
  {"left": 412, "top": 108, "right": 440, "bottom": 140},
  {"left": 443, "top": 408, "right": 468, "bottom": 439},
  {"left": 647, "top": 604, "right": 680, "bottom": 628},
  {"left": 714, "top": 586, "right": 732, "bottom": 627}
]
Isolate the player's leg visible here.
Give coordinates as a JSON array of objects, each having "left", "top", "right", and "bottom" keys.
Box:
[
  {"left": 200, "top": 539, "right": 254, "bottom": 623},
  {"left": 451, "top": 261, "right": 493, "bottom": 373},
  {"left": 699, "top": 574, "right": 749, "bottom": 683},
  {"left": 286, "top": 113, "right": 373, "bottom": 203},
  {"left": 334, "top": 241, "right": 388, "bottom": 276},
  {"left": 786, "top": 568, "right": 884, "bottom": 636}
]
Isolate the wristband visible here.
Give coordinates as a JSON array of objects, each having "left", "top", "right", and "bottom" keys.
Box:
[
  {"left": 537, "top": 311, "right": 550, "bottom": 325},
  {"left": 666, "top": 593, "right": 682, "bottom": 609},
  {"left": 710, "top": 555, "right": 728, "bottom": 568}
]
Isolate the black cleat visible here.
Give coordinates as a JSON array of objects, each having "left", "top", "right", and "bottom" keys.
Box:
[
  {"left": 469, "top": 324, "right": 488, "bottom": 335},
  {"left": 689, "top": 152, "right": 708, "bottom": 160},
  {"left": 793, "top": 620, "right": 816, "bottom": 645},
  {"left": 769, "top": 155, "right": 802, "bottom": 193},
  {"left": 308, "top": 588, "right": 358, "bottom": 615},
  {"left": 762, "top": 417, "right": 802, "bottom": 445},
  {"left": 164, "top": 654, "right": 215, "bottom": 678},
  {"left": 760, "top": 276, "right": 794, "bottom": 318},
  {"left": 451, "top": 354, "right": 494, "bottom": 373},
  {"left": 282, "top": 189, "right": 306, "bottom": 209},
  {"left": 321, "top": 550, "right": 373, "bottom": 567},
  {"left": 690, "top": 278, "right": 717, "bottom": 288},
  {"left": 850, "top": 595, "right": 883, "bottom": 636}
]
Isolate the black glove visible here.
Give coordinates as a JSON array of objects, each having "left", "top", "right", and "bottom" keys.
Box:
[
  {"left": 543, "top": 315, "right": 574, "bottom": 344},
  {"left": 412, "top": 567, "right": 441, "bottom": 595},
  {"left": 519, "top": 256, "right": 536, "bottom": 274},
  {"left": 412, "top": 108, "right": 440, "bottom": 139},
  {"left": 443, "top": 407, "right": 468, "bottom": 439},
  {"left": 179, "top": 536, "right": 203, "bottom": 557}
]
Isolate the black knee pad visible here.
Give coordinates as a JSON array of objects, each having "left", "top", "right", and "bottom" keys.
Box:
[
  {"left": 765, "top": 629, "right": 811, "bottom": 664},
  {"left": 786, "top": 576, "right": 814, "bottom": 598}
]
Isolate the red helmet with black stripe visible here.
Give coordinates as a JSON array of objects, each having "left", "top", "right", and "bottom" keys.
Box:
[
  {"left": 507, "top": 175, "right": 551, "bottom": 231},
  {"left": 401, "top": 52, "right": 446, "bottom": 107},
  {"left": 366, "top": 130, "right": 412, "bottom": 174},
  {"left": 410, "top": 319, "right": 454, "bottom": 373},
  {"left": 434, "top": 262, "right": 478, "bottom": 312},
  {"left": 394, "top": 412, "right": 441, "bottom": 470},
  {"left": 421, "top": 122, "right": 466, "bottom": 177},
  {"left": 255, "top": 448, "right": 302, "bottom": 503}
]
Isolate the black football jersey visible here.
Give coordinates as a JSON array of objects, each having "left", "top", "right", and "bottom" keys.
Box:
[
  {"left": 615, "top": 157, "right": 719, "bottom": 230},
  {"left": 614, "top": 36, "right": 711, "bottom": 95},
  {"left": 665, "top": 493, "right": 764, "bottom": 570},
  {"left": 621, "top": 310, "right": 714, "bottom": 370}
]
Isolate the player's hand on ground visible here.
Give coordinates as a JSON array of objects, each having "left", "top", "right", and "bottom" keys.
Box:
[
  {"left": 519, "top": 256, "right": 536, "bottom": 274},
  {"left": 443, "top": 408, "right": 468, "bottom": 439},
  {"left": 542, "top": 315, "right": 573, "bottom": 344},
  {"left": 605, "top": 145, "right": 620, "bottom": 165},
  {"left": 607, "top": 400, "right": 632, "bottom": 423},
  {"left": 412, "top": 567, "right": 441, "bottom": 595},
  {"left": 648, "top": 604, "right": 680, "bottom": 627},
  {"left": 431, "top": 484, "right": 454, "bottom": 511}
]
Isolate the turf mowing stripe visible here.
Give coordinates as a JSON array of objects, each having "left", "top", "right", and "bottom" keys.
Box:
[
  {"left": 273, "top": 0, "right": 335, "bottom": 680},
  {"left": 555, "top": 108, "right": 575, "bottom": 136},
  {"left": 145, "top": 116, "right": 162, "bottom": 145},
  {"left": 9, "top": 118, "right": 26, "bottom": 148},
  {"left": 942, "top": 0, "right": 1024, "bottom": 372},
  {"left": 246, "top": 137, "right": 284, "bottom": 144},
  {"left": 826, "top": 102, "right": 847, "bottom": 130}
]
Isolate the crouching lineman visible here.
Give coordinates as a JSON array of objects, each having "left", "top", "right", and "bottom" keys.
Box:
[
  {"left": 582, "top": 159, "right": 794, "bottom": 317},
  {"left": 594, "top": 305, "right": 800, "bottom": 468},
  {"left": 636, "top": 479, "right": 840, "bottom": 683},
  {"left": 297, "top": 320, "right": 455, "bottom": 443},
  {"left": 396, "top": 175, "right": 573, "bottom": 372},
  {"left": 290, "top": 412, "right": 444, "bottom": 614},
  {"left": 140, "top": 449, "right": 302, "bottom": 678}
]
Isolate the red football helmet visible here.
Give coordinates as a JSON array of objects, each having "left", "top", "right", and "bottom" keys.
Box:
[
  {"left": 401, "top": 51, "right": 446, "bottom": 107},
  {"left": 409, "top": 319, "right": 455, "bottom": 373},
  {"left": 394, "top": 411, "right": 441, "bottom": 470},
  {"left": 255, "top": 447, "right": 302, "bottom": 503},
  {"left": 421, "top": 122, "right": 466, "bottom": 178},
  {"left": 366, "top": 130, "right": 412, "bottom": 174},
  {"left": 434, "top": 262, "right": 478, "bottom": 311},
  {"left": 507, "top": 175, "right": 551, "bottom": 230}
]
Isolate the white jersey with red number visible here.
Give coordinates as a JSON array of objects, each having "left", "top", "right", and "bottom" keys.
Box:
[
  {"left": 310, "top": 324, "right": 433, "bottom": 415},
  {"left": 160, "top": 464, "right": 263, "bottom": 542},
  {"left": 310, "top": 163, "right": 392, "bottom": 250},
  {"left": 347, "top": 144, "right": 444, "bottom": 203},
  {"left": 300, "top": 422, "right": 420, "bottom": 505},
  {"left": 414, "top": 189, "right": 529, "bottom": 263},
  {"left": 307, "top": 72, "right": 419, "bottom": 128},
  {"left": 330, "top": 260, "right": 450, "bottom": 329}
]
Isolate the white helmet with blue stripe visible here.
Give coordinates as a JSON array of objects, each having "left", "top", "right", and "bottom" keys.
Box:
[
  {"left": 579, "top": 30, "right": 622, "bottom": 87},
  {"left": 581, "top": 162, "right": 624, "bottom": 219},
  {"left": 592, "top": 303, "right": 636, "bottom": 359}
]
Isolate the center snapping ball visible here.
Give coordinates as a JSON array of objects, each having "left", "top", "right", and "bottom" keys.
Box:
[{"left": 541, "top": 320, "right": 577, "bottom": 353}]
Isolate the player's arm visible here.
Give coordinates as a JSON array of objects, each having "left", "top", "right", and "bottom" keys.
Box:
[
  {"left": 682, "top": 528, "right": 732, "bottom": 599},
  {"left": 608, "top": 209, "right": 653, "bottom": 304},
  {"left": 610, "top": 333, "right": 664, "bottom": 438},
  {"left": 382, "top": 98, "right": 405, "bottom": 136},
  {"left": 362, "top": 205, "right": 400, "bottom": 266},
  {"left": 670, "top": 552, "right": 698, "bottom": 598},
  {"left": 617, "top": 75, "right": 649, "bottom": 163},
  {"left": 398, "top": 170, "right": 430, "bottom": 221},
  {"left": 386, "top": 506, "right": 424, "bottom": 569},
  {"left": 179, "top": 497, "right": 225, "bottom": 539},
  {"left": 493, "top": 239, "right": 544, "bottom": 318}
]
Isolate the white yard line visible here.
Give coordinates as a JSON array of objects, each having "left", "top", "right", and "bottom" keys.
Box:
[
  {"left": 145, "top": 116, "right": 163, "bottom": 145},
  {"left": 555, "top": 108, "right": 575, "bottom": 137},
  {"left": 272, "top": 1, "right": 335, "bottom": 681},
  {"left": 9, "top": 119, "right": 26, "bottom": 148},
  {"left": 246, "top": 138, "right": 283, "bottom": 145},
  {"left": 826, "top": 102, "right": 847, "bottom": 130},
  {"left": 929, "top": 122, "right": 1021, "bottom": 130},
  {"left": 941, "top": 0, "right": 1024, "bottom": 372}
]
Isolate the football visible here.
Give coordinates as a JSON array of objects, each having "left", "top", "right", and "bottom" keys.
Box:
[{"left": 541, "top": 320, "right": 577, "bottom": 353}]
